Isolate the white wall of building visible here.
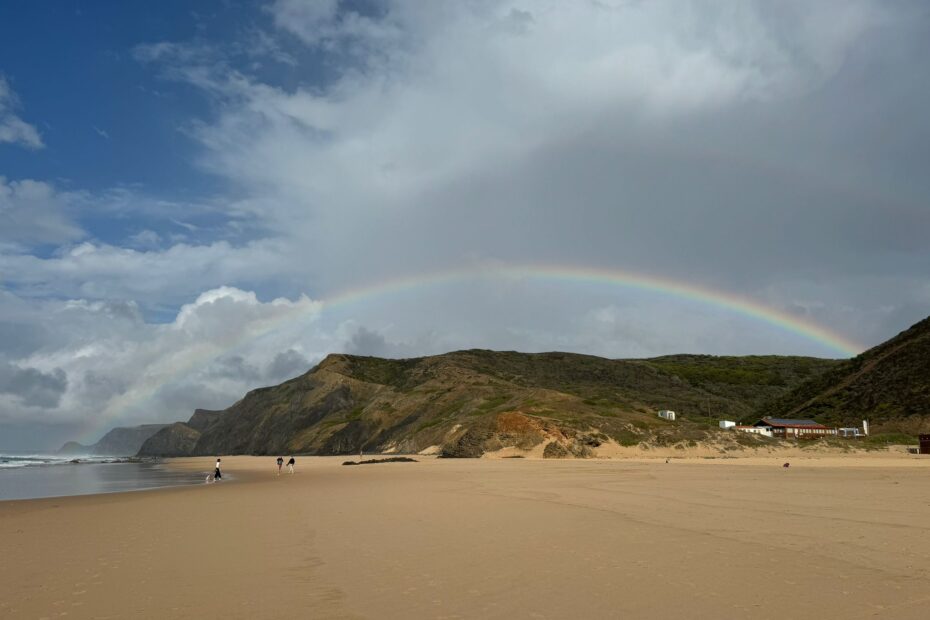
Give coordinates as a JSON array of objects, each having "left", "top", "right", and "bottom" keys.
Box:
[{"left": 735, "top": 426, "right": 773, "bottom": 437}]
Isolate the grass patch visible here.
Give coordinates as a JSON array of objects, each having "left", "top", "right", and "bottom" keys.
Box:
[
  {"left": 476, "top": 394, "right": 512, "bottom": 412},
  {"left": 416, "top": 418, "right": 444, "bottom": 432},
  {"left": 861, "top": 432, "right": 917, "bottom": 448},
  {"left": 610, "top": 429, "right": 641, "bottom": 447}
]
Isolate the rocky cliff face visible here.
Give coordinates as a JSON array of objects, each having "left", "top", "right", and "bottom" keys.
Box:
[
  {"left": 92, "top": 425, "right": 169, "bottom": 455},
  {"left": 187, "top": 409, "right": 224, "bottom": 432},
  {"left": 58, "top": 424, "right": 168, "bottom": 456},
  {"left": 137, "top": 423, "right": 202, "bottom": 457},
  {"left": 137, "top": 349, "right": 838, "bottom": 458},
  {"left": 136, "top": 409, "right": 225, "bottom": 457},
  {"left": 57, "top": 441, "right": 91, "bottom": 455}
]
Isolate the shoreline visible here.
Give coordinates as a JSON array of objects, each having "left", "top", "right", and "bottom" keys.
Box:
[
  {"left": 0, "top": 459, "right": 211, "bottom": 503},
  {"left": 2, "top": 445, "right": 926, "bottom": 504}
]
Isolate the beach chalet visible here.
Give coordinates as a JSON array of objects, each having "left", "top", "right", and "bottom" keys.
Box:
[
  {"left": 734, "top": 425, "right": 773, "bottom": 437},
  {"left": 754, "top": 417, "right": 836, "bottom": 439},
  {"left": 658, "top": 410, "right": 676, "bottom": 421}
]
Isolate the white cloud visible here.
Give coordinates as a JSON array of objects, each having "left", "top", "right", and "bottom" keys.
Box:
[
  {"left": 0, "top": 287, "right": 324, "bottom": 432},
  {"left": 0, "top": 177, "right": 84, "bottom": 246},
  {"left": 127, "top": 229, "right": 162, "bottom": 249},
  {"left": 0, "top": 238, "right": 291, "bottom": 305},
  {"left": 270, "top": 0, "right": 400, "bottom": 49},
  {"left": 270, "top": 0, "right": 339, "bottom": 45},
  {"left": 0, "top": 75, "right": 43, "bottom": 149}
]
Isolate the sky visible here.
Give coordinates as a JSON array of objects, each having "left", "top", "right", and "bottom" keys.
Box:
[{"left": 1, "top": 0, "right": 928, "bottom": 450}]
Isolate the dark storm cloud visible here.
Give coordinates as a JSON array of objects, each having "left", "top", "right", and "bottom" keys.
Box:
[
  {"left": 267, "top": 349, "right": 311, "bottom": 381},
  {"left": 0, "top": 362, "right": 67, "bottom": 408},
  {"left": 207, "top": 354, "right": 263, "bottom": 382},
  {"left": 345, "top": 327, "right": 391, "bottom": 357}
]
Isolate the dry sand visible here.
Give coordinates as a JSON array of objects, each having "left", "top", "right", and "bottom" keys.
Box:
[{"left": 2, "top": 454, "right": 930, "bottom": 619}]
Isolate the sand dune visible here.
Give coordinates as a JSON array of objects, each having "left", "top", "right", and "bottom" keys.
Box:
[{"left": 2, "top": 455, "right": 930, "bottom": 619}]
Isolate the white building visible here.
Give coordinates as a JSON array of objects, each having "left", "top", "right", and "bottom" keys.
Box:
[
  {"left": 734, "top": 425, "right": 773, "bottom": 438},
  {"left": 719, "top": 420, "right": 736, "bottom": 429},
  {"left": 658, "top": 410, "right": 676, "bottom": 421},
  {"left": 839, "top": 422, "right": 870, "bottom": 438}
]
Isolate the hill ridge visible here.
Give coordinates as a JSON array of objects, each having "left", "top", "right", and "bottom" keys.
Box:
[
  {"left": 138, "top": 349, "right": 841, "bottom": 458},
  {"left": 764, "top": 315, "right": 930, "bottom": 432}
]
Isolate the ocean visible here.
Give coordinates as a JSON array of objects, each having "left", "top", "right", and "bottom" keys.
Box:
[{"left": 0, "top": 453, "right": 207, "bottom": 501}]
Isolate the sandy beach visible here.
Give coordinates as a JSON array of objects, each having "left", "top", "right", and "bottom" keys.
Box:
[{"left": 2, "top": 454, "right": 930, "bottom": 619}]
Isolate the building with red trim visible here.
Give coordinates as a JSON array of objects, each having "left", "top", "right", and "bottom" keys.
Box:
[{"left": 754, "top": 417, "right": 836, "bottom": 439}]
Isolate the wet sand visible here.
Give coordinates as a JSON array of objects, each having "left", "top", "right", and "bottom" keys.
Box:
[
  {"left": 0, "top": 460, "right": 203, "bottom": 501},
  {"left": 2, "top": 455, "right": 930, "bottom": 619}
]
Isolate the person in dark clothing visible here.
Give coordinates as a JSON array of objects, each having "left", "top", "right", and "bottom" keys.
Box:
[
  {"left": 287, "top": 457, "right": 295, "bottom": 474},
  {"left": 276, "top": 456, "right": 284, "bottom": 475},
  {"left": 214, "top": 458, "right": 222, "bottom": 481}
]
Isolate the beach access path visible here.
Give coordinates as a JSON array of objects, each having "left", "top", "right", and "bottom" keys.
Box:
[{"left": 2, "top": 455, "right": 930, "bottom": 619}]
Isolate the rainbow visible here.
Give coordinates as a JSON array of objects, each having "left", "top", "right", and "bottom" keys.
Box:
[
  {"left": 323, "top": 264, "right": 862, "bottom": 356},
  {"left": 80, "top": 264, "right": 863, "bottom": 442}
]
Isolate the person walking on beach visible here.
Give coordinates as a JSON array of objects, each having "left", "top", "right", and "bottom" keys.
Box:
[
  {"left": 214, "top": 458, "right": 222, "bottom": 481},
  {"left": 287, "top": 457, "right": 295, "bottom": 474},
  {"left": 276, "top": 456, "right": 284, "bottom": 475}
]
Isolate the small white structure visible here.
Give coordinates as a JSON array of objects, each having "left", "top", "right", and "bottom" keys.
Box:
[
  {"left": 658, "top": 410, "right": 676, "bottom": 421},
  {"left": 839, "top": 420, "right": 870, "bottom": 438},
  {"left": 719, "top": 420, "right": 736, "bottom": 429},
  {"left": 734, "top": 425, "right": 773, "bottom": 438}
]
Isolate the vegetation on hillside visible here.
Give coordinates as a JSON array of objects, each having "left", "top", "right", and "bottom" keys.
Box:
[
  {"left": 139, "top": 349, "right": 841, "bottom": 458},
  {"left": 137, "top": 313, "right": 930, "bottom": 459},
  {"left": 760, "top": 316, "right": 930, "bottom": 433}
]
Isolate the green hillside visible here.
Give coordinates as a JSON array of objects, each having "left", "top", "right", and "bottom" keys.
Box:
[
  {"left": 140, "top": 350, "right": 838, "bottom": 458},
  {"left": 761, "top": 316, "right": 930, "bottom": 434}
]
